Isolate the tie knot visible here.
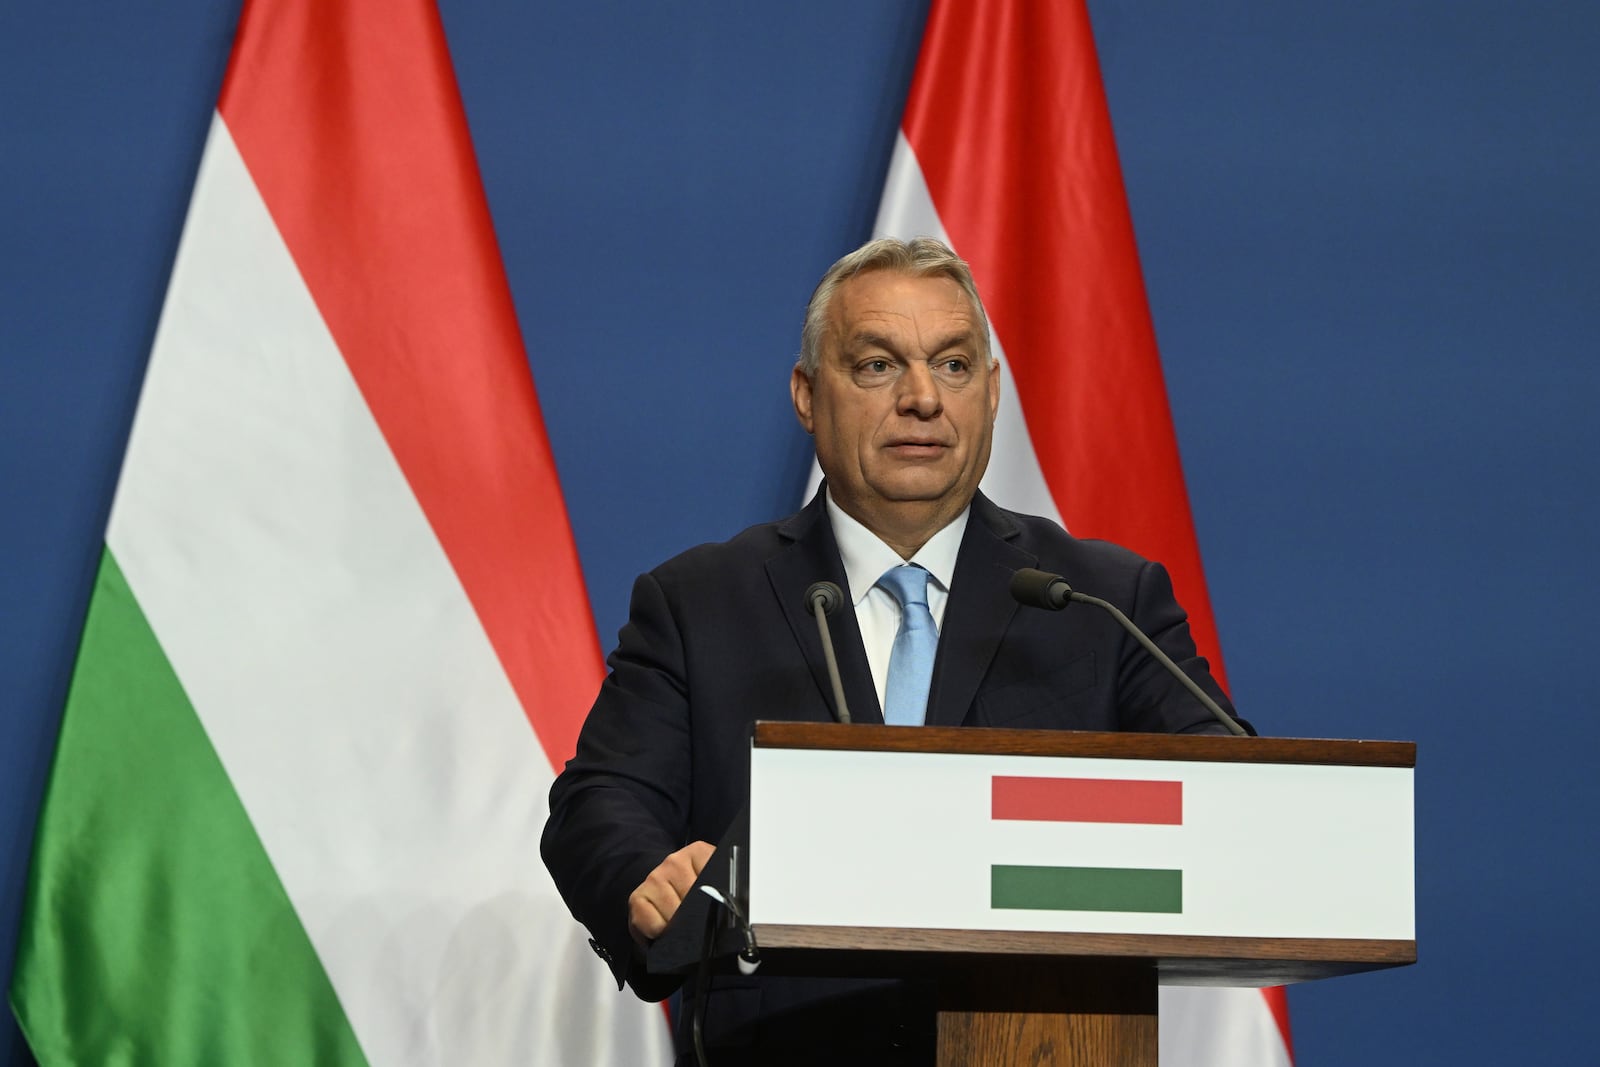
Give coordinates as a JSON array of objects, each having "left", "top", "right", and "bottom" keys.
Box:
[{"left": 877, "top": 564, "right": 930, "bottom": 609}]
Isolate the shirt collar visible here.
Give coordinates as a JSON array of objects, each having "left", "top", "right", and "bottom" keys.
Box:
[{"left": 825, "top": 488, "right": 969, "bottom": 605}]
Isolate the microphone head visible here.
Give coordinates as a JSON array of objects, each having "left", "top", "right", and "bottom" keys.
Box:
[
  {"left": 1009, "top": 567, "right": 1072, "bottom": 611},
  {"left": 804, "top": 580, "right": 846, "bottom": 616}
]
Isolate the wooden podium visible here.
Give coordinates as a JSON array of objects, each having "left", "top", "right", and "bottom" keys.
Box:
[{"left": 653, "top": 722, "right": 1415, "bottom": 1066}]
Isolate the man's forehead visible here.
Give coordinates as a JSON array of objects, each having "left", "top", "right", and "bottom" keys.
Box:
[{"left": 832, "top": 270, "right": 976, "bottom": 327}]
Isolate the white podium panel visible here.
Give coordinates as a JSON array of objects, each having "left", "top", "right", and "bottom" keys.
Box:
[{"left": 748, "top": 740, "right": 1413, "bottom": 941}]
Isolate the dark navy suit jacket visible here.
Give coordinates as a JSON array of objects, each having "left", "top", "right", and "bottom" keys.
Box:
[{"left": 541, "top": 489, "right": 1243, "bottom": 1063}]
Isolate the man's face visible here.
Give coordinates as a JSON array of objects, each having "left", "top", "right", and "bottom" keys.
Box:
[{"left": 792, "top": 269, "right": 1000, "bottom": 550}]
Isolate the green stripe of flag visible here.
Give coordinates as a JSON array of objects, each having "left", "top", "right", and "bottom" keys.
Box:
[
  {"left": 9, "top": 548, "right": 367, "bottom": 1065},
  {"left": 991, "top": 864, "right": 1183, "bottom": 914}
]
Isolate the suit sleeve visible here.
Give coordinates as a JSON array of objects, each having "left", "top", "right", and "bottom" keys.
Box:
[
  {"left": 1117, "top": 560, "right": 1254, "bottom": 735},
  {"left": 540, "top": 569, "right": 693, "bottom": 1000}
]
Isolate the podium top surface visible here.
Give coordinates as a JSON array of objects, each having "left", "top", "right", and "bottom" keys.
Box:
[{"left": 752, "top": 721, "right": 1415, "bottom": 769}]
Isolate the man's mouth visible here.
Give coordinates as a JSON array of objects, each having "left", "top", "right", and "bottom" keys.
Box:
[{"left": 885, "top": 439, "right": 948, "bottom": 455}]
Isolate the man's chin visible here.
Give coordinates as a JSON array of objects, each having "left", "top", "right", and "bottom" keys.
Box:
[{"left": 867, "top": 474, "right": 969, "bottom": 506}]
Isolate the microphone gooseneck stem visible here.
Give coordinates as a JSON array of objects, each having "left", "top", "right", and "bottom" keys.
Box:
[
  {"left": 1071, "top": 591, "right": 1248, "bottom": 736},
  {"left": 810, "top": 590, "right": 852, "bottom": 724}
]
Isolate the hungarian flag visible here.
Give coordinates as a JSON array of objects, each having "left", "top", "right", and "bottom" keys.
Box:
[
  {"left": 7, "top": 1, "right": 670, "bottom": 1063},
  {"left": 817, "top": 0, "right": 1296, "bottom": 1061}
]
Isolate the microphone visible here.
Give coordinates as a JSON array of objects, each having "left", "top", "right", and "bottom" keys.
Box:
[
  {"left": 1009, "top": 567, "right": 1248, "bottom": 736},
  {"left": 803, "top": 581, "right": 852, "bottom": 724},
  {"left": 1009, "top": 567, "right": 1074, "bottom": 610}
]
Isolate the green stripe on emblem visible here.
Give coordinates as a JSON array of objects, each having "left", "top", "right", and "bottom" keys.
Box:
[{"left": 991, "top": 864, "right": 1183, "bottom": 913}]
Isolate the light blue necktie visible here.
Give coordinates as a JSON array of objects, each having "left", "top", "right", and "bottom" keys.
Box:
[{"left": 878, "top": 565, "right": 936, "bottom": 726}]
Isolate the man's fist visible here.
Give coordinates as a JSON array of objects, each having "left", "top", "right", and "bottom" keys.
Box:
[{"left": 627, "top": 840, "right": 715, "bottom": 947}]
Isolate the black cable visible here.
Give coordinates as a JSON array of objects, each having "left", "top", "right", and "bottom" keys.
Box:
[{"left": 690, "top": 902, "right": 717, "bottom": 1067}]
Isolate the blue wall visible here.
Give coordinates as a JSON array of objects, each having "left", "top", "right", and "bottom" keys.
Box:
[{"left": 4, "top": 3, "right": 1596, "bottom": 1064}]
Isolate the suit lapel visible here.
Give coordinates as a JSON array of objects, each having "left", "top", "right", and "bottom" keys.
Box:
[
  {"left": 924, "top": 494, "right": 1035, "bottom": 727},
  {"left": 766, "top": 489, "right": 883, "bottom": 725}
]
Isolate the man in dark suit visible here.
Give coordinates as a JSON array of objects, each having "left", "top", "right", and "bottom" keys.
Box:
[{"left": 541, "top": 237, "right": 1242, "bottom": 1064}]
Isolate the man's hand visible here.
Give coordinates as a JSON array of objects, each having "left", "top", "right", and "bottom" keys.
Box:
[{"left": 628, "top": 840, "right": 715, "bottom": 948}]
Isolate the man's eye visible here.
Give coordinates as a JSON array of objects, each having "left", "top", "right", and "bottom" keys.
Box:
[
  {"left": 861, "top": 360, "right": 892, "bottom": 374},
  {"left": 938, "top": 359, "right": 971, "bottom": 376}
]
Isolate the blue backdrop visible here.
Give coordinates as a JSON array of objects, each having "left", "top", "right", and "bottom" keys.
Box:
[{"left": 4, "top": 3, "right": 1596, "bottom": 1064}]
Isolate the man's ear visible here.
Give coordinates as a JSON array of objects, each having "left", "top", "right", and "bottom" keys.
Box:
[
  {"left": 791, "top": 366, "right": 815, "bottom": 433},
  {"left": 988, "top": 358, "right": 1002, "bottom": 423}
]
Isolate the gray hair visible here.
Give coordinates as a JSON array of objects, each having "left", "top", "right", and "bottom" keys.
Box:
[{"left": 795, "top": 236, "right": 992, "bottom": 376}]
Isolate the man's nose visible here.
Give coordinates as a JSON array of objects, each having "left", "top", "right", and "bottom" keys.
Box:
[{"left": 894, "top": 361, "right": 942, "bottom": 417}]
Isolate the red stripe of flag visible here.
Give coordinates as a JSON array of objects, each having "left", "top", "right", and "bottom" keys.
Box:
[
  {"left": 992, "top": 776, "right": 1182, "bottom": 825},
  {"left": 216, "top": 0, "right": 599, "bottom": 771},
  {"left": 901, "top": 0, "right": 1226, "bottom": 690}
]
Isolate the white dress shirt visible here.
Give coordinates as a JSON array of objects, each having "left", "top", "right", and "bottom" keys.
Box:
[{"left": 824, "top": 490, "right": 970, "bottom": 715}]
